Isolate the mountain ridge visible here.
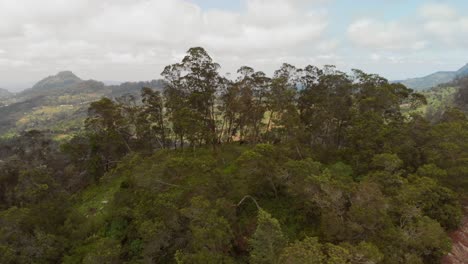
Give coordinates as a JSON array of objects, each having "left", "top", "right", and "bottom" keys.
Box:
[
  {"left": 396, "top": 63, "right": 468, "bottom": 90},
  {"left": 456, "top": 63, "right": 468, "bottom": 76}
]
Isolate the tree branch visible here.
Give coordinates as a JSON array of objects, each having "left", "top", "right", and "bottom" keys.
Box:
[{"left": 237, "top": 195, "right": 261, "bottom": 210}]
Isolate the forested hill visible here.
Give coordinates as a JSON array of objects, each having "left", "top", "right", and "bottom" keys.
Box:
[
  {"left": 0, "top": 88, "right": 12, "bottom": 99},
  {"left": 0, "top": 71, "right": 164, "bottom": 138},
  {"left": 0, "top": 47, "right": 467, "bottom": 263},
  {"left": 396, "top": 63, "right": 468, "bottom": 91},
  {"left": 31, "top": 71, "right": 82, "bottom": 91}
]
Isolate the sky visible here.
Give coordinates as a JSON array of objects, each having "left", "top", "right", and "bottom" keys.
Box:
[{"left": 0, "top": 0, "right": 468, "bottom": 91}]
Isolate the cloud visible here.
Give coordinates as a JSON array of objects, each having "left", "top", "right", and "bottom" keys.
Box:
[
  {"left": 420, "top": 3, "right": 457, "bottom": 20},
  {"left": 0, "top": 0, "right": 334, "bottom": 84},
  {"left": 2, "top": 0, "right": 466, "bottom": 87},
  {"left": 347, "top": 19, "right": 426, "bottom": 51},
  {"left": 370, "top": 53, "right": 381, "bottom": 61},
  {"left": 348, "top": 2, "right": 468, "bottom": 52},
  {"left": 420, "top": 3, "right": 468, "bottom": 46}
]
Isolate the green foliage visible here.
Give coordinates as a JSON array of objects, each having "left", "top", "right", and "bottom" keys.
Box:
[
  {"left": 371, "top": 153, "right": 403, "bottom": 173},
  {"left": 176, "top": 196, "right": 234, "bottom": 263},
  {"left": 279, "top": 237, "right": 384, "bottom": 264},
  {"left": 0, "top": 47, "right": 466, "bottom": 264},
  {"left": 249, "top": 209, "right": 287, "bottom": 264},
  {"left": 279, "top": 237, "right": 327, "bottom": 264}
]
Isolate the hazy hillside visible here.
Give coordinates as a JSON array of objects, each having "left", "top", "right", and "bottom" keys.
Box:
[
  {"left": 0, "top": 88, "right": 12, "bottom": 99},
  {"left": 396, "top": 63, "right": 468, "bottom": 90},
  {"left": 0, "top": 71, "right": 165, "bottom": 138}
]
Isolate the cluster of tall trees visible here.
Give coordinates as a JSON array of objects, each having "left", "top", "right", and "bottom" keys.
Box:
[
  {"left": 80, "top": 48, "right": 428, "bottom": 177},
  {"left": 0, "top": 47, "right": 467, "bottom": 263}
]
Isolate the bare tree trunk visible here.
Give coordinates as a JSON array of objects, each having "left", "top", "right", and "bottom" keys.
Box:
[
  {"left": 228, "top": 117, "right": 233, "bottom": 143},
  {"left": 269, "top": 178, "right": 278, "bottom": 199},
  {"left": 218, "top": 117, "right": 226, "bottom": 144},
  {"left": 117, "top": 130, "right": 132, "bottom": 153},
  {"left": 267, "top": 111, "right": 274, "bottom": 133}
]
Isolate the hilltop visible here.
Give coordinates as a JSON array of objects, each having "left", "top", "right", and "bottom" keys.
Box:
[{"left": 31, "top": 71, "right": 82, "bottom": 91}]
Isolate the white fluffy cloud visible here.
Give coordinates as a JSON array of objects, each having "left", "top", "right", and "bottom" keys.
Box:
[
  {"left": 0, "top": 0, "right": 333, "bottom": 88},
  {"left": 2, "top": 0, "right": 468, "bottom": 89},
  {"left": 347, "top": 19, "right": 426, "bottom": 51},
  {"left": 348, "top": 2, "right": 468, "bottom": 51},
  {"left": 342, "top": 2, "right": 468, "bottom": 81},
  {"left": 420, "top": 3, "right": 457, "bottom": 20},
  {"left": 200, "top": 4, "right": 327, "bottom": 55},
  {"left": 420, "top": 3, "right": 468, "bottom": 46}
]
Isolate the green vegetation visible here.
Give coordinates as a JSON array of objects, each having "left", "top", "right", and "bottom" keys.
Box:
[
  {"left": 0, "top": 72, "right": 164, "bottom": 137},
  {"left": 0, "top": 47, "right": 467, "bottom": 263},
  {"left": 421, "top": 86, "right": 457, "bottom": 121}
]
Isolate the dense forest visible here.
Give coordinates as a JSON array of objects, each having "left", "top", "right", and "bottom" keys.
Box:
[{"left": 1, "top": 47, "right": 467, "bottom": 263}]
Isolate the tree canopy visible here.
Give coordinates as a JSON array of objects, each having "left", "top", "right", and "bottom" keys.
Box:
[{"left": 0, "top": 47, "right": 466, "bottom": 264}]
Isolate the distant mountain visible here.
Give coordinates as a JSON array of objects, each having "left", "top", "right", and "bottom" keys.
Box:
[
  {"left": 103, "top": 80, "right": 123, "bottom": 86},
  {"left": 456, "top": 63, "right": 468, "bottom": 76},
  {"left": 32, "top": 71, "right": 82, "bottom": 91},
  {"left": 396, "top": 72, "right": 457, "bottom": 91},
  {"left": 108, "top": 80, "right": 166, "bottom": 97},
  {"left": 0, "top": 71, "right": 165, "bottom": 137},
  {"left": 396, "top": 63, "right": 468, "bottom": 90}
]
